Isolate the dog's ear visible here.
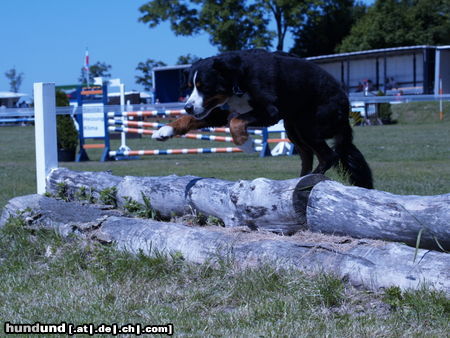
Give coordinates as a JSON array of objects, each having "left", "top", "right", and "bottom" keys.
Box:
[
  {"left": 213, "top": 55, "right": 244, "bottom": 95},
  {"left": 213, "top": 55, "right": 242, "bottom": 73}
]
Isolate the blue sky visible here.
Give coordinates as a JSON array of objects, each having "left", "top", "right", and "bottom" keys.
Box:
[{"left": 0, "top": 0, "right": 373, "bottom": 95}]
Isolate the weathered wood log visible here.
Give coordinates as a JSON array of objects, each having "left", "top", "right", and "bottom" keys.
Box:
[
  {"left": 1, "top": 194, "right": 449, "bottom": 295},
  {"left": 307, "top": 180, "right": 450, "bottom": 251},
  {"left": 47, "top": 168, "right": 327, "bottom": 234},
  {"left": 118, "top": 173, "right": 326, "bottom": 233},
  {"left": 46, "top": 168, "right": 450, "bottom": 250}
]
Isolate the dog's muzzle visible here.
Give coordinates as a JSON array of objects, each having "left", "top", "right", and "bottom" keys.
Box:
[
  {"left": 184, "top": 103, "right": 194, "bottom": 115},
  {"left": 184, "top": 103, "right": 211, "bottom": 120}
]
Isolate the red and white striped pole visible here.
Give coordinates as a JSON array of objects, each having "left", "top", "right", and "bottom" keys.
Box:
[{"left": 84, "top": 48, "right": 90, "bottom": 87}]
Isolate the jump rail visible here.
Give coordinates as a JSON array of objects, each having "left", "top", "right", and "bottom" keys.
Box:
[
  {"left": 107, "top": 120, "right": 266, "bottom": 136},
  {"left": 109, "top": 146, "right": 263, "bottom": 157},
  {"left": 107, "top": 110, "right": 292, "bottom": 158},
  {"left": 107, "top": 110, "right": 184, "bottom": 118},
  {"left": 108, "top": 125, "right": 289, "bottom": 145}
]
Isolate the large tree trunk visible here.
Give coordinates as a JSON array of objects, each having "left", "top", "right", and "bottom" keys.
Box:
[
  {"left": 1, "top": 194, "right": 449, "bottom": 295},
  {"left": 46, "top": 168, "right": 450, "bottom": 251}
]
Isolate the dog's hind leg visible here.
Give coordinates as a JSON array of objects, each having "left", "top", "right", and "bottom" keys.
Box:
[
  {"left": 333, "top": 123, "right": 374, "bottom": 189},
  {"left": 284, "top": 124, "right": 314, "bottom": 176},
  {"left": 297, "top": 144, "right": 314, "bottom": 176},
  {"left": 310, "top": 141, "right": 339, "bottom": 174},
  {"left": 300, "top": 134, "right": 339, "bottom": 175}
]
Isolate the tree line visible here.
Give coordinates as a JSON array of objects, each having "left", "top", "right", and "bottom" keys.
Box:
[
  {"left": 138, "top": 0, "right": 450, "bottom": 55},
  {"left": 5, "top": 0, "right": 450, "bottom": 93},
  {"left": 134, "top": 0, "right": 450, "bottom": 90}
]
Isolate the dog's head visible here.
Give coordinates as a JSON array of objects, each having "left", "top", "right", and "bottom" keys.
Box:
[{"left": 184, "top": 54, "right": 242, "bottom": 119}]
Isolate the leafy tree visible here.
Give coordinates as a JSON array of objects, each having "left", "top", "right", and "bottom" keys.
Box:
[
  {"left": 176, "top": 54, "right": 201, "bottom": 65},
  {"left": 5, "top": 67, "right": 24, "bottom": 93},
  {"left": 55, "top": 90, "right": 70, "bottom": 107},
  {"left": 290, "top": 0, "right": 366, "bottom": 57},
  {"left": 138, "top": 0, "right": 315, "bottom": 51},
  {"left": 139, "top": 0, "right": 271, "bottom": 51},
  {"left": 338, "top": 0, "right": 450, "bottom": 52},
  {"left": 135, "top": 59, "right": 167, "bottom": 92},
  {"left": 79, "top": 61, "right": 112, "bottom": 85},
  {"left": 405, "top": 0, "right": 450, "bottom": 46},
  {"left": 258, "top": 0, "right": 311, "bottom": 51}
]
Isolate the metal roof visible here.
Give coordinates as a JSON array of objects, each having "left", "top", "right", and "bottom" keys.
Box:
[
  {"left": 0, "top": 91, "right": 28, "bottom": 99},
  {"left": 306, "top": 45, "right": 437, "bottom": 62},
  {"left": 153, "top": 64, "right": 190, "bottom": 72}
]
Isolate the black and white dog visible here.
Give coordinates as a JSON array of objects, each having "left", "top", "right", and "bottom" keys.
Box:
[{"left": 153, "top": 49, "right": 373, "bottom": 189}]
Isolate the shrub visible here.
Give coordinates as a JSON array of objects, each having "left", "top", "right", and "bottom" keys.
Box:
[
  {"left": 56, "top": 115, "right": 78, "bottom": 151},
  {"left": 376, "top": 90, "right": 395, "bottom": 124},
  {"left": 56, "top": 90, "right": 78, "bottom": 151}
]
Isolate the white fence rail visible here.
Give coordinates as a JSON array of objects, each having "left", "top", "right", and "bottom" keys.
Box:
[{"left": 349, "top": 94, "right": 450, "bottom": 104}]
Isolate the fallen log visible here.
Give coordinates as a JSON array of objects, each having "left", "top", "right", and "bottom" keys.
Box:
[
  {"left": 1, "top": 194, "right": 449, "bottom": 295},
  {"left": 307, "top": 180, "right": 450, "bottom": 251},
  {"left": 47, "top": 168, "right": 327, "bottom": 234},
  {"left": 46, "top": 168, "right": 450, "bottom": 250}
]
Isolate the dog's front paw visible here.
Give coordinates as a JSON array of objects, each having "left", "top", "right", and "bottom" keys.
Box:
[{"left": 152, "top": 126, "right": 174, "bottom": 141}]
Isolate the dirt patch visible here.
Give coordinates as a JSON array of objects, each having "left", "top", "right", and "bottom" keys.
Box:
[{"left": 191, "top": 224, "right": 386, "bottom": 252}]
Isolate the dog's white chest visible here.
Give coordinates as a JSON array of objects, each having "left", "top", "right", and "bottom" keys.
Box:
[{"left": 227, "top": 94, "right": 252, "bottom": 114}]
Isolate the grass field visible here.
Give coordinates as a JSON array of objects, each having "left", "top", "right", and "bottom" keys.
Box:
[
  {"left": 1, "top": 117, "right": 450, "bottom": 209},
  {"left": 0, "top": 107, "right": 449, "bottom": 336}
]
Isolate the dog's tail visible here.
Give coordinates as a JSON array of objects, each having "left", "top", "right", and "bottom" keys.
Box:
[{"left": 333, "top": 123, "right": 374, "bottom": 189}]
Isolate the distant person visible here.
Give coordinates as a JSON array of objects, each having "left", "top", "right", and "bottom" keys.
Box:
[
  {"left": 386, "top": 77, "right": 398, "bottom": 90},
  {"left": 356, "top": 82, "right": 364, "bottom": 92}
]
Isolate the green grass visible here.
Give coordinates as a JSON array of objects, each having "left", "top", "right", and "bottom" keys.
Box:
[
  {"left": 2, "top": 117, "right": 450, "bottom": 209},
  {"left": 1, "top": 105, "right": 450, "bottom": 335},
  {"left": 391, "top": 100, "right": 450, "bottom": 124},
  {"left": 0, "top": 217, "right": 448, "bottom": 336}
]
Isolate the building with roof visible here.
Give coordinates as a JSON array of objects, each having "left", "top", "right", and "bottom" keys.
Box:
[
  {"left": 306, "top": 45, "right": 450, "bottom": 97},
  {"left": 0, "top": 91, "right": 30, "bottom": 108},
  {"left": 152, "top": 45, "right": 450, "bottom": 104}
]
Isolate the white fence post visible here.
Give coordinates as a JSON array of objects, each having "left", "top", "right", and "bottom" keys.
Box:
[{"left": 34, "top": 82, "right": 58, "bottom": 194}]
